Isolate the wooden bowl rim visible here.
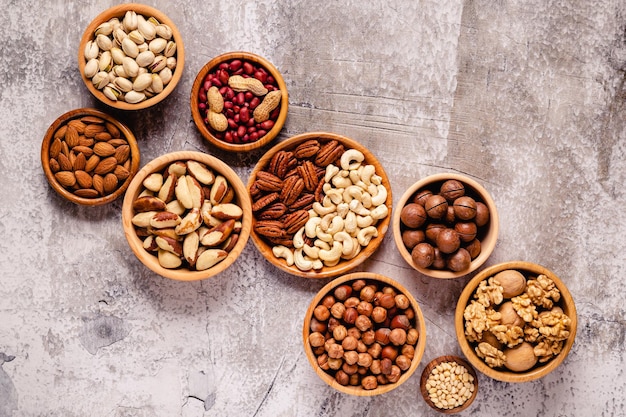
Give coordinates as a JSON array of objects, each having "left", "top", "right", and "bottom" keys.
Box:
[
  {"left": 190, "top": 51, "right": 289, "bottom": 152},
  {"left": 302, "top": 272, "right": 427, "bottom": 396},
  {"left": 78, "top": 3, "right": 185, "bottom": 111},
  {"left": 41, "top": 107, "right": 140, "bottom": 206},
  {"left": 454, "top": 261, "right": 578, "bottom": 382},
  {"left": 419, "top": 355, "right": 479, "bottom": 414},
  {"left": 392, "top": 173, "right": 499, "bottom": 279},
  {"left": 247, "top": 132, "right": 393, "bottom": 279},
  {"left": 121, "top": 150, "right": 252, "bottom": 281}
]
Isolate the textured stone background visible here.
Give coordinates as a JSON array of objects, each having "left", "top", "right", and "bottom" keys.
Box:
[{"left": 0, "top": 0, "right": 625, "bottom": 416}]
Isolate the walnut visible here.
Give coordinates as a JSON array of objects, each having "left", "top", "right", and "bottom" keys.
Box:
[
  {"left": 463, "top": 301, "right": 487, "bottom": 342},
  {"left": 474, "top": 277, "right": 504, "bottom": 307},
  {"left": 534, "top": 339, "right": 564, "bottom": 363},
  {"left": 490, "top": 324, "right": 524, "bottom": 348},
  {"left": 511, "top": 293, "right": 538, "bottom": 322},
  {"left": 525, "top": 274, "right": 560, "bottom": 309},
  {"left": 533, "top": 310, "right": 571, "bottom": 342},
  {"left": 523, "top": 325, "right": 540, "bottom": 343},
  {"left": 475, "top": 342, "right": 506, "bottom": 368}
]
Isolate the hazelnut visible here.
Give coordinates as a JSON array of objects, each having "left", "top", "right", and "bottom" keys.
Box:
[
  {"left": 308, "top": 332, "right": 325, "bottom": 347},
  {"left": 446, "top": 248, "right": 471, "bottom": 271},
  {"left": 357, "top": 300, "right": 373, "bottom": 317},
  {"left": 310, "top": 317, "right": 327, "bottom": 333},
  {"left": 347, "top": 327, "right": 361, "bottom": 340},
  {"left": 327, "top": 343, "right": 344, "bottom": 359},
  {"left": 354, "top": 314, "right": 372, "bottom": 332},
  {"left": 344, "top": 350, "right": 359, "bottom": 365},
  {"left": 327, "top": 317, "right": 340, "bottom": 333},
  {"left": 374, "top": 328, "right": 391, "bottom": 345},
  {"left": 330, "top": 302, "right": 346, "bottom": 319},
  {"left": 401, "top": 229, "right": 425, "bottom": 250},
  {"left": 370, "top": 359, "right": 382, "bottom": 375},
  {"left": 333, "top": 325, "right": 348, "bottom": 341},
  {"left": 389, "top": 328, "right": 407, "bottom": 346},
  {"left": 464, "top": 238, "right": 482, "bottom": 259},
  {"left": 361, "top": 329, "right": 376, "bottom": 345},
  {"left": 440, "top": 179, "right": 465, "bottom": 201},
  {"left": 390, "top": 314, "right": 411, "bottom": 330},
  {"left": 453, "top": 196, "right": 477, "bottom": 220},
  {"left": 334, "top": 284, "right": 353, "bottom": 301},
  {"left": 425, "top": 194, "right": 448, "bottom": 219},
  {"left": 406, "top": 328, "right": 419, "bottom": 345},
  {"left": 344, "top": 296, "right": 360, "bottom": 308},
  {"left": 351, "top": 279, "right": 367, "bottom": 292},
  {"left": 504, "top": 342, "right": 538, "bottom": 372},
  {"left": 317, "top": 353, "right": 330, "bottom": 370},
  {"left": 360, "top": 285, "right": 376, "bottom": 302},
  {"left": 342, "top": 362, "right": 358, "bottom": 376},
  {"left": 411, "top": 242, "right": 435, "bottom": 268},
  {"left": 475, "top": 201, "right": 490, "bottom": 227},
  {"left": 387, "top": 365, "right": 402, "bottom": 383},
  {"left": 335, "top": 370, "right": 349, "bottom": 386},
  {"left": 361, "top": 375, "right": 378, "bottom": 390},
  {"left": 494, "top": 269, "right": 527, "bottom": 298},
  {"left": 343, "top": 307, "right": 358, "bottom": 324},
  {"left": 412, "top": 189, "right": 433, "bottom": 206},
  {"left": 321, "top": 295, "right": 335, "bottom": 309},
  {"left": 342, "top": 335, "right": 359, "bottom": 351},
  {"left": 376, "top": 293, "right": 396, "bottom": 309},
  {"left": 395, "top": 354, "right": 412, "bottom": 371},
  {"left": 455, "top": 221, "right": 478, "bottom": 242},
  {"left": 313, "top": 305, "right": 330, "bottom": 322},
  {"left": 371, "top": 306, "right": 388, "bottom": 323},
  {"left": 436, "top": 228, "right": 460, "bottom": 254},
  {"left": 368, "top": 343, "right": 383, "bottom": 358},
  {"left": 328, "top": 357, "right": 342, "bottom": 370},
  {"left": 394, "top": 294, "right": 410, "bottom": 310},
  {"left": 381, "top": 345, "right": 398, "bottom": 361},
  {"left": 381, "top": 357, "right": 393, "bottom": 375},
  {"left": 357, "top": 352, "right": 374, "bottom": 368},
  {"left": 400, "top": 203, "right": 427, "bottom": 228},
  {"left": 401, "top": 344, "right": 415, "bottom": 359}
]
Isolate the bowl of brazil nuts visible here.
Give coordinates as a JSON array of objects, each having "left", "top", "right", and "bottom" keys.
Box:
[
  {"left": 392, "top": 173, "right": 499, "bottom": 279},
  {"left": 248, "top": 132, "right": 393, "bottom": 279},
  {"left": 303, "top": 272, "right": 427, "bottom": 396},
  {"left": 190, "top": 51, "right": 288, "bottom": 152},
  {"left": 420, "top": 355, "right": 478, "bottom": 413},
  {"left": 455, "top": 261, "right": 577, "bottom": 382},
  {"left": 121, "top": 151, "right": 252, "bottom": 281},
  {"left": 79, "top": 3, "right": 184, "bottom": 110},
  {"left": 41, "top": 108, "right": 140, "bottom": 206}
]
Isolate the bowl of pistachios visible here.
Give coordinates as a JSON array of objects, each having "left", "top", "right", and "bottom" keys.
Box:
[{"left": 78, "top": 3, "right": 185, "bottom": 110}]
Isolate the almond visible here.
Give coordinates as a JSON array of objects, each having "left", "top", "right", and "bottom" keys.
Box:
[
  {"left": 64, "top": 125, "right": 80, "bottom": 148},
  {"left": 57, "top": 153, "right": 73, "bottom": 171},
  {"left": 50, "top": 137, "right": 62, "bottom": 158},
  {"left": 93, "top": 141, "right": 116, "bottom": 157},
  {"left": 67, "top": 119, "right": 86, "bottom": 134},
  {"left": 94, "top": 132, "right": 112, "bottom": 142},
  {"left": 103, "top": 173, "right": 118, "bottom": 193},
  {"left": 78, "top": 137, "right": 94, "bottom": 147},
  {"left": 54, "top": 125, "right": 67, "bottom": 140},
  {"left": 114, "top": 145, "right": 130, "bottom": 164},
  {"left": 80, "top": 116, "right": 104, "bottom": 124},
  {"left": 73, "top": 152, "right": 87, "bottom": 171},
  {"left": 108, "top": 138, "right": 128, "bottom": 147},
  {"left": 84, "top": 124, "right": 106, "bottom": 138},
  {"left": 74, "top": 188, "right": 100, "bottom": 198},
  {"left": 94, "top": 157, "right": 118, "bottom": 175},
  {"left": 93, "top": 174, "right": 104, "bottom": 195},
  {"left": 85, "top": 155, "right": 100, "bottom": 172},
  {"left": 113, "top": 165, "right": 130, "bottom": 181},
  {"left": 54, "top": 171, "right": 76, "bottom": 187},
  {"left": 49, "top": 158, "right": 60, "bottom": 173},
  {"left": 105, "top": 122, "right": 121, "bottom": 138},
  {"left": 74, "top": 170, "right": 93, "bottom": 189},
  {"left": 72, "top": 145, "right": 94, "bottom": 158}
]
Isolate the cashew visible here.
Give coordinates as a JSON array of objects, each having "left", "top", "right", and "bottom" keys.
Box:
[
  {"left": 313, "top": 201, "right": 336, "bottom": 216},
  {"left": 357, "top": 226, "right": 378, "bottom": 246},
  {"left": 349, "top": 199, "right": 370, "bottom": 216},
  {"left": 342, "top": 185, "right": 363, "bottom": 203},
  {"left": 356, "top": 214, "right": 375, "bottom": 228},
  {"left": 294, "top": 248, "right": 314, "bottom": 271},
  {"left": 272, "top": 245, "right": 294, "bottom": 266},
  {"left": 302, "top": 243, "right": 320, "bottom": 259},
  {"left": 360, "top": 165, "right": 376, "bottom": 186},
  {"left": 305, "top": 216, "right": 322, "bottom": 238},
  {"left": 370, "top": 184, "right": 388, "bottom": 207},
  {"left": 293, "top": 227, "right": 306, "bottom": 249},
  {"left": 315, "top": 225, "right": 333, "bottom": 242},
  {"left": 342, "top": 237, "right": 362, "bottom": 260},
  {"left": 334, "top": 231, "right": 354, "bottom": 256},
  {"left": 326, "top": 216, "right": 344, "bottom": 236},
  {"left": 332, "top": 174, "right": 352, "bottom": 189},
  {"left": 344, "top": 211, "right": 358, "bottom": 235},
  {"left": 371, "top": 174, "right": 382, "bottom": 185},
  {"left": 320, "top": 213, "right": 336, "bottom": 231},
  {"left": 324, "top": 164, "right": 340, "bottom": 183},
  {"left": 361, "top": 191, "right": 373, "bottom": 208},
  {"left": 349, "top": 169, "right": 360, "bottom": 185},
  {"left": 370, "top": 204, "right": 389, "bottom": 221},
  {"left": 325, "top": 188, "right": 344, "bottom": 205},
  {"left": 314, "top": 239, "right": 331, "bottom": 250},
  {"left": 319, "top": 241, "right": 343, "bottom": 264},
  {"left": 312, "top": 259, "right": 324, "bottom": 270},
  {"left": 340, "top": 149, "right": 365, "bottom": 171},
  {"left": 337, "top": 202, "right": 350, "bottom": 218}
]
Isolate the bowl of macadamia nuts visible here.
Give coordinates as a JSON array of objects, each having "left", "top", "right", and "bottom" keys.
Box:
[
  {"left": 248, "top": 132, "right": 393, "bottom": 279},
  {"left": 455, "top": 261, "right": 577, "bottom": 383},
  {"left": 392, "top": 173, "right": 499, "bottom": 279},
  {"left": 303, "top": 273, "right": 426, "bottom": 396},
  {"left": 121, "top": 151, "right": 252, "bottom": 281},
  {"left": 190, "top": 51, "right": 288, "bottom": 152},
  {"left": 79, "top": 4, "right": 184, "bottom": 110}
]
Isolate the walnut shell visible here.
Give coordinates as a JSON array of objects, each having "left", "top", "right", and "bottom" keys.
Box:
[
  {"left": 494, "top": 270, "right": 527, "bottom": 298},
  {"left": 504, "top": 342, "right": 537, "bottom": 372}
]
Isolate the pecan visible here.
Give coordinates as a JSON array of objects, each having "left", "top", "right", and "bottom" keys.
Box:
[
  {"left": 297, "top": 160, "right": 319, "bottom": 192},
  {"left": 314, "top": 179, "right": 326, "bottom": 203},
  {"left": 254, "top": 220, "right": 286, "bottom": 238},
  {"left": 257, "top": 202, "right": 288, "bottom": 220},
  {"left": 267, "top": 235, "right": 295, "bottom": 247},
  {"left": 254, "top": 171, "right": 283, "bottom": 192},
  {"left": 315, "top": 140, "right": 345, "bottom": 167},
  {"left": 249, "top": 182, "right": 262, "bottom": 200},
  {"left": 269, "top": 150, "right": 297, "bottom": 178},
  {"left": 294, "top": 139, "right": 321, "bottom": 159},
  {"left": 252, "top": 192, "right": 279, "bottom": 212},
  {"left": 280, "top": 176, "right": 305, "bottom": 206},
  {"left": 289, "top": 193, "right": 315, "bottom": 212},
  {"left": 283, "top": 210, "right": 310, "bottom": 234}
]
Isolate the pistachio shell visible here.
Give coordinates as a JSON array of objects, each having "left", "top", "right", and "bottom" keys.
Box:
[
  {"left": 103, "top": 84, "right": 121, "bottom": 101},
  {"left": 149, "top": 55, "right": 167, "bottom": 73},
  {"left": 150, "top": 74, "right": 164, "bottom": 93},
  {"left": 84, "top": 40, "right": 99, "bottom": 60},
  {"left": 128, "top": 30, "right": 144, "bottom": 45},
  {"left": 92, "top": 71, "right": 109, "bottom": 89},
  {"left": 110, "top": 47, "right": 126, "bottom": 65},
  {"left": 98, "top": 50, "right": 112, "bottom": 72},
  {"left": 166, "top": 57, "right": 176, "bottom": 70},
  {"left": 155, "top": 24, "right": 173, "bottom": 40},
  {"left": 95, "top": 33, "right": 112, "bottom": 51},
  {"left": 138, "top": 17, "right": 157, "bottom": 40},
  {"left": 113, "top": 77, "right": 133, "bottom": 92},
  {"left": 163, "top": 41, "right": 177, "bottom": 57},
  {"left": 148, "top": 38, "right": 167, "bottom": 54},
  {"left": 148, "top": 16, "right": 160, "bottom": 26},
  {"left": 124, "top": 90, "right": 146, "bottom": 104},
  {"left": 94, "top": 22, "right": 113, "bottom": 36},
  {"left": 84, "top": 58, "right": 99, "bottom": 78},
  {"left": 113, "top": 27, "right": 127, "bottom": 46},
  {"left": 121, "top": 37, "right": 139, "bottom": 58},
  {"left": 122, "top": 10, "right": 138, "bottom": 32},
  {"left": 159, "top": 67, "right": 172, "bottom": 85},
  {"left": 122, "top": 56, "right": 139, "bottom": 78},
  {"left": 132, "top": 73, "right": 153, "bottom": 91},
  {"left": 136, "top": 50, "right": 155, "bottom": 67},
  {"left": 113, "top": 65, "right": 128, "bottom": 78}
]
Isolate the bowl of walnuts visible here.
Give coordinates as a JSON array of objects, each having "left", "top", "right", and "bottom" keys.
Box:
[
  {"left": 392, "top": 173, "right": 499, "bottom": 279},
  {"left": 121, "top": 151, "right": 252, "bottom": 281},
  {"left": 303, "top": 273, "right": 426, "bottom": 395},
  {"left": 248, "top": 132, "right": 392, "bottom": 279},
  {"left": 454, "top": 261, "right": 577, "bottom": 382},
  {"left": 78, "top": 3, "right": 184, "bottom": 110},
  {"left": 190, "top": 51, "right": 288, "bottom": 152}
]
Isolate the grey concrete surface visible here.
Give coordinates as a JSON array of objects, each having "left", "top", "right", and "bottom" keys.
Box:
[{"left": 1, "top": 0, "right": 625, "bottom": 416}]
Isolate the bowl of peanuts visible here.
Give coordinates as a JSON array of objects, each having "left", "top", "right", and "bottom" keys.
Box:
[
  {"left": 191, "top": 51, "right": 288, "bottom": 152},
  {"left": 79, "top": 3, "right": 185, "bottom": 110},
  {"left": 41, "top": 107, "right": 140, "bottom": 206},
  {"left": 455, "top": 261, "right": 577, "bottom": 382},
  {"left": 121, "top": 151, "right": 252, "bottom": 281},
  {"left": 248, "top": 132, "right": 393, "bottom": 279},
  {"left": 303, "top": 272, "right": 427, "bottom": 396},
  {"left": 419, "top": 355, "right": 478, "bottom": 413},
  {"left": 392, "top": 173, "right": 499, "bottom": 279}
]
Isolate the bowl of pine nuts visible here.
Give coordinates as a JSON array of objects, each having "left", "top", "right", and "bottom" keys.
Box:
[{"left": 420, "top": 355, "right": 478, "bottom": 413}]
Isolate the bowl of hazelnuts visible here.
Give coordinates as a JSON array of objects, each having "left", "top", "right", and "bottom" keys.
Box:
[{"left": 392, "top": 173, "right": 499, "bottom": 279}]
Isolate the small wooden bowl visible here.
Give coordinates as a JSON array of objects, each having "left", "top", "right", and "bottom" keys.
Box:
[
  {"left": 78, "top": 3, "right": 185, "bottom": 111},
  {"left": 392, "top": 173, "right": 499, "bottom": 278},
  {"left": 248, "top": 132, "right": 392, "bottom": 279},
  {"left": 303, "top": 272, "right": 427, "bottom": 396},
  {"left": 41, "top": 108, "right": 140, "bottom": 206},
  {"left": 420, "top": 355, "right": 478, "bottom": 413},
  {"left": 121, "top": 151, "right": 252, "bottom": 281},
  {"left": 190, "top": 51, "right": 288, "bottom": 152},
  {"left": 455, "top": 261, "right": 577, "bottom": 382}
]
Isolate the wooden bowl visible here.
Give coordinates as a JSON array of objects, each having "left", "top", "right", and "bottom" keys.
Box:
[
  {"left": 41, "top": 108, "right": 140, "bottom": 206},
  {"left": 248, "top": 132, "right": 392, "bottom": 279},
  {"left": 121, "top": 151, "right": 252, "bottom": 281},
  {"left": 190, "top": 51, "right": 288, "bottom": 152},
  {"left": 392, "top": 173, "right": 499, "bottom": 278},
  {"left": 420, "top": 355, "right": 478, "bottom": 413},
  {"left": 78, "top": 3, "right": 185, "bottom": 110},
  {"left": 455, "top": 261, "right": 577, "bottom": 382},
  {"left": 303, "top": 272, "right": 427, "bottom": 396}
]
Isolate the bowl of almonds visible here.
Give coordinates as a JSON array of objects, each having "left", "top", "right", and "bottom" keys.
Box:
[
  {"left": 303, "top": 272, "right": 427, "bottom": 396},
  {"left": 121, "top": 151, "right": 252, "bottom": 281},
  {"left": 420, "top": 355, "right": 478, "bottom": 413},
  {"left": 190, "top": 51, "right": 288, "bottom": 152},
  {"left": 79, "top": 3, "right": 184, "bottom": 110},
  {"left": 248, "top": 132, "right": 393, "bottom": 279},
  {"left": 41, "top": 108, "right": 140, "bottom": 205},
  {"left": 454, "top": 261, "right": 577, "bottom": 382}
]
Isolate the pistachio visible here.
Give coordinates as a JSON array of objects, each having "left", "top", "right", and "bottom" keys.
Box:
[
  {"left": 159, "top": 67, "right": 172, "bottom": 85},
  {"left": 84, "top": 58, "right": 99, "bottom": 78},
  {"left": 113, "top": 27, "right": 127, "bottom": 46},
  {"left": 150, "top": 74, "right": 164, "bottom": 93},
  {"left": 122, "top": 56, "right": 139, "bottom": 78},
  {"left": 98, "top": 50, "right": 112, "bottom": 72},
  {"left": 103, "top": 85, "right": 121, "bottom": 101},
  {"left": 113, "top": 65, "right": 128, "bottom": 78},
  {"left": 155, "top": 24, "right": 173, "bottom": 40},
  {"left": 113, "top": 76, "right": 133, "bottom": 92},
  {"left": 122, "top": 10, "right": 138, "bottom": 32},
  {"left": 92, "top": 71, "right": 109, "bottom": 89},
  {"left": 137, "top": 17, "right": 157, "bottom": 40},
  {"left": 95, "top": 33, "right": 113, "bottom": 51},
  {"left": 127, "top": 29, "right": 144, "bottom": 45},
  {"left": 124, "top": 90, "right": 146, "bottom": 104},
  {"left": 148, "top": 37, "right": 167, "bottom": 54},
  {"left": 84, "top": 40, "right": 99, "bottom": 60},
  {"left": 137, "top": 42, "right": 149, "bottom": 53},
  {"left": 148, "top": 16, "right": 160, "bottom": 26},
  {"left": 121, "top": 37, "right": 139, "bottom": 58},
  {"left": 163, "top": 40, "right": 177, "bottom": 57},
  {"left": 149, "top": 55, "right": 167, "bottom": 73},
  {"left": 94, "top": 22, "right": 113, "bottom": 36},
  {"left": 110, "top": 47, "right": 126, "bottom": 64},
  {"left": 166, "top": 57, "right": 176, "bottom": 70},
  {"left": 135, "top": 50, "right": 155, "bottom": 68},
  {"left": 132, "top": 73, "right": 153, "bottom": 92}
]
